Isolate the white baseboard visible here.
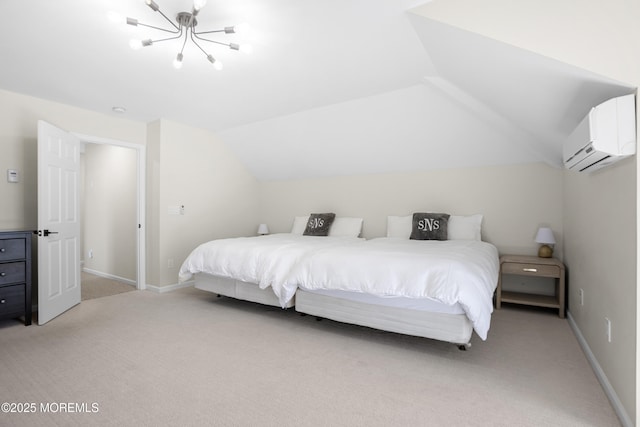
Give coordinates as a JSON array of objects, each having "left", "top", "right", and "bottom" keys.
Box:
[
  {"left": 82, "top": 268, "right": 136, "bottom": 287},
  {"left": 145, "top": 281, "right": 194, "bottom": 293},
  {"left": 83, "top": 267, "right": 193, "bottom": 293},
  {"left": 567, "top": 311, "right": 632, "bottom": 427}
]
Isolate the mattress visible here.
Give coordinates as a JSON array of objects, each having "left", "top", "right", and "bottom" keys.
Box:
[
  {"left": 194, "top": 273, "right": 294, "bottom": 308},
  {"left": 301, "top": 288, "right": 465, "bottom": 315},
  {"left": 295, "top": 289, "right": 473, "bottom": 345}
]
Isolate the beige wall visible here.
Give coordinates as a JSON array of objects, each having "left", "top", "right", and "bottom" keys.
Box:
[
  {"left": 260, "top": 162, "right": 563, "bottom": 255},
  {"left": 413, "top": 0, "right": 640, "bottom": 423},
  {"left": 146, "top": 119, "right": 260, "bottom": 288},
  {"left": 564, "top": 158, "right": 636, "bottom": 420},
  {"left": 0, "top": 88, "right": 146, "bottom": 231},
  {"left": 82, "top": 143, "right": 137, "bottom": 281}
]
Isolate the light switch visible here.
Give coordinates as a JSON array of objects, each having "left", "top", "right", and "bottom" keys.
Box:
[{"left": 7, "top": 169, "right": 18, "bottom": 183}]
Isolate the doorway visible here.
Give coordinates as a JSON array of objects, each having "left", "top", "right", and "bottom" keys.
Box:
[
  {"left": 80, "top": 143, "right": 136, "bottom": 299},
  {"left": 75, "top": 133, "right": 146, "bottom": 294},
  {"left": 36, "top": 122, "right": 146, "bottom": 324}
]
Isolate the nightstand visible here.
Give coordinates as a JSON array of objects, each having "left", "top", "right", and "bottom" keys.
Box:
[
  {"left": 0, "top": 231, "right": 33, "bottom": 326},
  {"left": 496, "top": 255, "right": 565, "bottom": 318}
]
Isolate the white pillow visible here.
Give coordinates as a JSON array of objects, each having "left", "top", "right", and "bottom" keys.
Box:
[
  {"left": 386, "top": 215, "right": 412, "bottom": 238},
  {"left": 329, "top": 217, "right": 363, "bottom": 237},
  {"left": 386, "top": 214, "right": 483, "bottom": 240},
  {"left": 448, "top": 214, "right": 483, "bottom": 241},
  {"left": 291, "top": 216, "right": 310, "bottom": 234}
]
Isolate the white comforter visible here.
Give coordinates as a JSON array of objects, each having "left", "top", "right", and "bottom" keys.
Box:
[
  {"left": 281, "top": 238, "right": 500, "bottom": 340},
  {"left": 178, "top": 233, "right": 363, "bottom": 305}
]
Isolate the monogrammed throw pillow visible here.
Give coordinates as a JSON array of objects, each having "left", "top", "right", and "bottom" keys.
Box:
[
  {"left": 410, "top": 213, "right": 450, "bottom": 241},
  {"left": 303, "top": 213, "right": 336, "bottom": 236}
]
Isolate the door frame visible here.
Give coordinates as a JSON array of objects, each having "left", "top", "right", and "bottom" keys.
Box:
[{"left": 73, "top": 133, "right": 146, "bottom": 290}]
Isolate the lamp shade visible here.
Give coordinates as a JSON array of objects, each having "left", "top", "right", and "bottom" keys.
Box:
[
  {"left": 257, "top": 223, "right": 269, "bottom": 235},
  {"left": 535, "top": 227, "right": 556, "bottom": 245}
]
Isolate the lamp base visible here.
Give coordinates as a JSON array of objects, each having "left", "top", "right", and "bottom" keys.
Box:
[{"left": 538, "top": 244, "right": 553, "bottom": 258}]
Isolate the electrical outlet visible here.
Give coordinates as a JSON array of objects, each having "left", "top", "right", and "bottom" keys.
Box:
[
  {"left": 88, "top": 249, "right": 93, "bottom": 259},
  {"left": 167, "top": 258, "right": 174, "bottom": 269},
  {"left": 180, "top": 205, "right": 185, "bottom": 215},
  {"left": 605, "top": 317, "right": 611, "bottom": 343},
  {"left": 579, "top": 289, "right": 584, "bottom": 306}
]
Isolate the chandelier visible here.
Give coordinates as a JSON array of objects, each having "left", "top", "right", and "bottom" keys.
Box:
[{"left": 126, "top": 0, "right": 252, "bottom": 70}]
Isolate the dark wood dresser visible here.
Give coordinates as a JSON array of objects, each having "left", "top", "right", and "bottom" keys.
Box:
[{"left": 0, "top": 230, "right": 32, "bottom": 325}]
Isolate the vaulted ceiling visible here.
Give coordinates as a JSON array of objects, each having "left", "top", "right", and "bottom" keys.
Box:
[{"left": 0, "top": 0, "right": 634, "bottom": 180}]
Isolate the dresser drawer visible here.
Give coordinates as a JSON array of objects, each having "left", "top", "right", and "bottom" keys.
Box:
[
  {"left": 0, "top": 284, "right": 25, "bottom": 317},
  {"left": 0, "top": 262, "right": 26, "bottom": 285},
  {"left": 0, "top": 238, "right": 26, "bottom": 262},
  {"left": 502, "top": 262, "right": 560, "bottom": 278}
]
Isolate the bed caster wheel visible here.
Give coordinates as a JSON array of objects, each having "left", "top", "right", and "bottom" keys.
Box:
[
  {"left": 315, "top": 317, "right": 323, "bottom": 322},
  {"left": 457, "top": 343, "right": 471, "bottom": 351}
]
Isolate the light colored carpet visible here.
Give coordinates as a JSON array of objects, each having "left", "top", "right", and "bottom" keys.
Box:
[
  {"left": 0, "top": 287, "right": 620, "bottom": 426},
  {"left": 81, "top": 272, "right": 136, "bottom": 301}
]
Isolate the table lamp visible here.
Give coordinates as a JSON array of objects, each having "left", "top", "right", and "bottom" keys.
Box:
[
  {"left": 257, "top": 223, "right": 269, "bottom": 235},
  {"left": 535, "top": 227, "right": 555, "bottom": 258}
]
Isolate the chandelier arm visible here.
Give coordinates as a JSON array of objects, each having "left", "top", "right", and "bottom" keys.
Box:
[
  {"left": 155, "top": 9, "right": 181, "bottom": 31},
  {"left": 178, "top": 29, "right": 190, "bottom": 54},
  {"left": 189, "top": 32, "right": 213, "bottom": 57},
  {"left": 192, "top": 33, "right": 232, "bottom": 48},
  {"left": 192, "top": 29, "right": 226, "bottom": 35},
  {"left": 137, "top": 22, "right": 181, "bottom": 34},
  {"left": 150, "top": 30, "right": 185, "bottom": 45}
]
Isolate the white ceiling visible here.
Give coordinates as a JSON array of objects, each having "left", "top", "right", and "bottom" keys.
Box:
[{"left": 0, "top": 0, "right": 635, "bottom": 180}]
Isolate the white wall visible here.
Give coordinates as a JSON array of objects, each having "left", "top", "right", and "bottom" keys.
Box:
[
  {"left": 259, "top": 162, "right": 563, "bottom": 255},
  {"left": 412, "top": 0, "right": 640, "bottom": 423},
  {"left": 146, "top": 119, "right": 260, "bottom": 288},
  {"left": 82, "top": 143, "right": 137, "bottom": 282}
]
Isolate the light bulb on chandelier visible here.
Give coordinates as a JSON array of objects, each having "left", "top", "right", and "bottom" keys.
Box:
[
  {"left": 193, "top": 0, "right": 207, "bottom": 11},
  {"left": 123, "top": 0, "right": 251, "bottom": 70}
]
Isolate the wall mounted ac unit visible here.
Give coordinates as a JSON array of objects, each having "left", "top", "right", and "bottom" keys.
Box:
[{"left": 564, "top": 94, "right": 636, "bottom": 173}]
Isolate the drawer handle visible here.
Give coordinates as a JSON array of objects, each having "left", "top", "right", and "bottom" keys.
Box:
[
  {"left": 523, "top": 268, "right": 537, "bottom": 272},
  {"left": 0, "top": 248, "right": 5, "bottom": 252},
  {"left": 0, "top": 272, "right": 5, "bottom": 277},
  {"left": 0, "top": 299, "right": 5, "bottom": 304}
]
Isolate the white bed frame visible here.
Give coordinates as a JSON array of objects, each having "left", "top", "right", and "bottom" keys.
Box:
[
  {"left": 194, "top": 273, "right": 473, "bottom": 348},
  {"left": 194, "top": 273, "right": 295, "bottom": 308},
  {"left": 294, "top": 289, "right": 473, "bottom": 348}
]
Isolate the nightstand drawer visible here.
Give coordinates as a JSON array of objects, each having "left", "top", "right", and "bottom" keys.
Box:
[
  {"left": 0, "top": 262, "right": 26, "bottom": 285},
  {"left": 501, "top": 262, "right": 559, "bottom": 278},
  {"left": 0, "top": 238, "right": 26, "bottom": 262},
  {"left": 0, "top": 284, "right": 25, "bottom": 316}
]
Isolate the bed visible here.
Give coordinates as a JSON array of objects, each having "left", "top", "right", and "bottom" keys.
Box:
[
  {"left": 179, "top": 213, "right": 499, "bottom": 348},
  {"left": 283, "top": 214, "right": 500, "bottom": 347},
  {"left": 178, "top": 216, "right": 365, "bottom": 308}
]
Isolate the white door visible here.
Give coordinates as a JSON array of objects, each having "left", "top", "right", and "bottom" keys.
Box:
[{"left": 37, "top": 120, "right": 81, "bottom": 324}]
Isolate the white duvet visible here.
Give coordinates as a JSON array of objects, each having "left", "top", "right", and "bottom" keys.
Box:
[
  {"left": 178, "top": 233, "right": 363, "bottom": 304},
  {"left": 281, "top": 238, "right": 500, "bottom": 340}
]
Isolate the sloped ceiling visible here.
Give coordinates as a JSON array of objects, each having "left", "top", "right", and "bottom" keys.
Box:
[{"left": 0, "top": 0, "right": 635, "bottom": 180}]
